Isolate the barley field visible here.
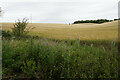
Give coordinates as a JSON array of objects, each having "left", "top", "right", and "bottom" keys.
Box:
[{"left": 2, "top": 21, "right": 118, "bottom": 40}]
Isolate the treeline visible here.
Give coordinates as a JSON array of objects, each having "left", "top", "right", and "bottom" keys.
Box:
[{"left": 73, "top": 19, "right": 118, "bottom": 24}]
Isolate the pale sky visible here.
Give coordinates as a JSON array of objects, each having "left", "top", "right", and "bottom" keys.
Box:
[{"left": 0, "top": 0, "right": 119, "bottom": 24}]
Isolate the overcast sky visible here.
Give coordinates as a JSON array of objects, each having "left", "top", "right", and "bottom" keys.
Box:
[{"left": 0, "top": 0, "right": 119, "bottom": 24}]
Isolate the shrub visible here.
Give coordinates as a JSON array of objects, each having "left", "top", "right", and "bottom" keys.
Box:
[
  {"left": 2, "top": 30, "right": 12, "bottom": 38},
  {"left": 11, "top": 18, "right": 34, "bottom": 37}
]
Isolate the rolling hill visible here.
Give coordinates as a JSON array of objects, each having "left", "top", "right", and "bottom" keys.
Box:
[{"left": 2, "top": 21, "right": 118, "bottom": 40}]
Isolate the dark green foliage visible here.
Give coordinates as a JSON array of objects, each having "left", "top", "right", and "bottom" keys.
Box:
[
  {"left": 2, "top": 38, "right": 118, "bottom": 79},
  {"left": 2, "top": 30, "right": 12, "bottom": 38},
  {"left": 73, "top": 19, "right": 113, "bottom": 24}
]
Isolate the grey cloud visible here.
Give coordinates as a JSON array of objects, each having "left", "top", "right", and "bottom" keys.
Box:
[{"left": 1, "top": 1, "right": 118, "bottom": 23}]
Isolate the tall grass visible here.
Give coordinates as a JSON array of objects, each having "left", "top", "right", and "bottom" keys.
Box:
[{"left": 2, "top": 38, "right": 118, "bottom": 79}]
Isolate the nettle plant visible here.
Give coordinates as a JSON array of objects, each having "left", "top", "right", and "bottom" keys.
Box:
[{"left": 12, "top": 18, "right": 34, "bottom": 37}]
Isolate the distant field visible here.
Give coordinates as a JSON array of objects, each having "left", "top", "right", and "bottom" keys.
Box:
[{"left": 2, "top": 21, "right": 118, "bottom": 40}]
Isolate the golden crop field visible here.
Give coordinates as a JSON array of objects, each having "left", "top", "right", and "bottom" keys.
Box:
[{"left": 2, "top": 21, "right": 118, "bottom": 40}]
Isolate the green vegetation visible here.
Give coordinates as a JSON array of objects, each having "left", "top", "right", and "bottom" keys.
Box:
[
  {"left": 2, "top": 38, "right": 118, "bottom": 79},
  {"left": 73, "top": 19, "right": 113, "bottom": 24},
  {"left": 11, "top": 18, "right": 34, "bottom": 37},
  {"left": 2, "top": 18, "right": 119, "bottom": 79},
  {"left": 2, "top": 30, "right": 12, "bottom": 38}
]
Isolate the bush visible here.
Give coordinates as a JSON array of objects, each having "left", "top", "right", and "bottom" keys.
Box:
[
  {"left": 2, "top": 30, "right": 12, "bottom": 38},
  {"left": 11, "top": 18, "right": 34, "bottom": 37}
]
